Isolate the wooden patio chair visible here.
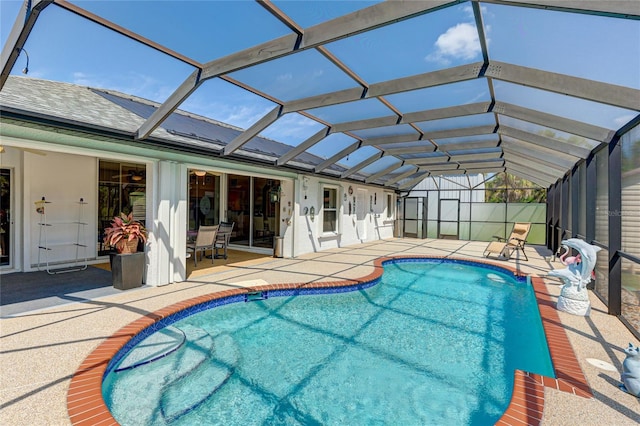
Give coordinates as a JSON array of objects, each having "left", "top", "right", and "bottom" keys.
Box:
[
  {"left": 186, "top": 225, "right": 218, "bottom": 266},
  {"left": 483, "top": 222, "right": 531, "bottom": 261}
]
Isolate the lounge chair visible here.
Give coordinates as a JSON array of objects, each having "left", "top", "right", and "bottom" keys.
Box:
[
  {"left": 483, "top": 222, "right": 531, "bottom": 261},
  {"left": 186, "top": 225, "right": 218, "bottom": 266},
  {"left": 214, "top": 221, "right": 235, "bottom": 259}
]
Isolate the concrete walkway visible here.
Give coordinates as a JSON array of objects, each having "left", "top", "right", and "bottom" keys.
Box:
[{"left": 1, "top": 238, "right": 638, "bottom": 425}]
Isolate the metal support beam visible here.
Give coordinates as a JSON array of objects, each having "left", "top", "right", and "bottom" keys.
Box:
[
  {"left": 462, "top": 166, "right": 505, "bottom": 174},
  {"left": 365, "top": 161, "right": 404, "bottom": 183},
  {"left": 448, "top": 152, "right": 503, "bottom": 162},
  {"left": 499, "top": 126, "right": 592, "bottom": 158},
  {"left": 382, "top": 145, "right": 438, "bottom": 156},
  {"left": 585, "top": 153, "right": 597, "bottom": 242},
  {"left": 503, "top": 152, "right": 567, "bottom": 178},
  {"left": 494, "top": 101, "right": 615, "bottom": 143},
  {"left": 423, "top": 163, "right": 460, "bottom": 171},
  {"left": 561, "top": 174, "right": 570, "bottom": 238},
  {"left": 501, "top": 146, "right": 577, "bottom": 171},
  {"left": 224, "top": 105, "right": 283, "bottom": 155},
  {"left": 437, "top": 138, "right": 499, "bottom": 152},
  {"left": 505, "top": 168, "right": 553, "bottom": 187},
  {"left": 331, "top": 116, "right": 399, "bottom": 134},
  {"left": 503, "top": 159, "right": 561, "bottom": 182},
  {"left": 276, "top": 126, "right": 331, "bottom": 166},
  {"left": 284, "top": 62, "right": 484, "bottom": 114},
  {"left": 477, "top": 0, "right": 640, "bottom": 19},
  {"left": 458, "top": 160, "right": 505, "bottom": 169},
  {"left": 486, "top": 61, "right": 640, "bottom": 111},
  {"left": 362, "top": 133, "right": 425, "bottom": 147},
  {"left": 608, "top": 136, "right": 622, "bottom": 315},
  {"left": 505, "top": 166, "right": 553, "bottom": 187},
  {"left": 136, "top": 70, "right": 203, "bottom": 139},
  {"left": 501, "top": 136, "right": 581, "bottom": 166},
  {"left": 427, "top": 169, "right": 467, "bottom": 176},
  {"left": 314, "top": 141, "right": 361, "bottom": 173},
  {"left": 327, "top": 102, "right": 492, "bottom": 135},
  {"left": 137, "top": 0, "right": 453, "bottom": 138},
  {"left": 424, "top": 125, "right": 496, "bottom": 140},
  {"left": 397, "top": 171, "right": 431, "bottom": 190},
  {"left": 341, "top": 152, "right": 384, "bottom": 178},
  {"left": 0, "top": 0, "right": 54, "bottom": 89},
  {"left": 402, "top": 102, "right": 491, "bottom": 124},
  {"left": 384, "top": 166, "right": 419, "bottom": 185},
  {"left": 570, "top": 164, "right": 580, "bottom": 237}
]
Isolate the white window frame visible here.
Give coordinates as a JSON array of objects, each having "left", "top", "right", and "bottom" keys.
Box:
[
  {"left": 321, "top": 184, "right": 340, "bottom": 235},
  {"left": 386, "top": 192, "right": 395, "bottom": 219}
]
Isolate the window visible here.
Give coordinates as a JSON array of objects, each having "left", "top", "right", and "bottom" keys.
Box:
[
  {"left": 322, "top": 186, "right": 338, "bottom": 233},
  {"left": 98, "top": 160, "right": 146, "bottom": 256},
  {"left": 386, "top": 193, "right": 394, "bottom": 218}
]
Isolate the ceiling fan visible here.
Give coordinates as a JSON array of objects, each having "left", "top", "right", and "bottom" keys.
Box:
[
  {"left": 112, "top": 169, "right": 145, "bottom": 182},
  {"left": 0, "top": 144, "right": 47, "bottom": 156}
]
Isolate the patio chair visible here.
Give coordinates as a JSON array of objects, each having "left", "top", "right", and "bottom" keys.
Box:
[
  {"left": 483, "top": 222, "right": 531, "bottom": 261},
  {"left": 214, "top": 221, "right": 235, "bottom": 259},
  {"left": 186, "top": 225, "right": 218, "bottom": 266}
]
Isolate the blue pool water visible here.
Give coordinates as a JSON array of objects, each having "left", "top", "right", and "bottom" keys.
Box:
[{"left": 103, "top": 259, "right": 554, "bottom": 425}]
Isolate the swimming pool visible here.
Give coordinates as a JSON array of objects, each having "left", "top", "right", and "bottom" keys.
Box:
[{"left": 102, "top": 258, "right": 553, "bottom": 425}]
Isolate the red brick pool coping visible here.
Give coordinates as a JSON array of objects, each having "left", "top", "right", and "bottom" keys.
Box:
[{"left": 67, "top": 256, "right": 592, "bottom": 425}]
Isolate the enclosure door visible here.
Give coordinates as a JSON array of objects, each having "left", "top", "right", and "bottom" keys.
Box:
[
  {"left": 439, "top": 199, "right": 459, "bottom": 239},
  {"left": 0, "top": 168, "right": 12, "bottom": 268},
  {"left": 403, "top": 197, "right": 419, "bottom": 238}
]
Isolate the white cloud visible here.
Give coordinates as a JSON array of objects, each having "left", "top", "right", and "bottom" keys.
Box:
[
  {"left": 276, "top": 72, "right": 293, "bottom": 82},
  {"left": 222, "top": 105, "right": 273, "bottom": 128},
  {"left": 425, "top": 22, "right": 481, "bottom": 65},
  {"left": 261, "top": 113, "right": 323, "bottom": 142}
]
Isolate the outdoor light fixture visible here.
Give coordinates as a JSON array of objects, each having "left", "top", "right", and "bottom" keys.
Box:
[
  {"left": 194, "top": 170, "right": 206, "bottom": 177},
  {"left": 269, "top": 185, "right": 281, "bottom": 203},
  {"left": 19, "top": 48, "right": 29, "bottom": 74}
]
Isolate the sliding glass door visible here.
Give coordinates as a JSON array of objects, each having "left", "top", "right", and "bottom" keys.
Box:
[
  {"left": 227, "top": 174, "right": 280, "bottom": 249},
  {"left": 0, "top": 168, "right": 11, "bottom": 267}
]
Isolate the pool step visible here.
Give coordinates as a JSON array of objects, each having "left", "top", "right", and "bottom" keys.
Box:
[
  {"left": 160, "top": 333, "right": 240, "bottom": 422},
  {"left": 115, "top": 326, "right": 186, "bottom": 372}
]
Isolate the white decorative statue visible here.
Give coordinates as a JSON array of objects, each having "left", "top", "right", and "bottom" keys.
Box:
[
  {"left": 549, "top": 238, "right": 601, "bottom": 316},
  {"left": 620, "top": 343, "right": 640, "bottom": 398}
]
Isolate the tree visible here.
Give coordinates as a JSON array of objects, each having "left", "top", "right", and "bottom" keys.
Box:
[{"left": 484, "top": 172, "right": 546, "bottom": 203}]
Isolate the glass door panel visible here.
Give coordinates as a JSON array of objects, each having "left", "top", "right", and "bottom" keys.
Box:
[
  {"left": 189, "top": 171, "right": 220, "bottom": 232},
  {"left": 0, "top": 168, "right": 11, "bottom": 267},
  {"left": 227, "top": 175, "right": 251, "bottom": 246},
  {"left": 253, "top": 178, "right": 280, "bottom": 249},
  {"left": 98, "top": 161, "right": 147, "bottom": 256}
]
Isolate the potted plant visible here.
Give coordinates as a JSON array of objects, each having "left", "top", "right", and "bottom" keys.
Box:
[
  {"left": 103, "top": 212, "right": 147, "bottom": 253},
  {"left": 104, "top": 213, "right": 147, "bottom": 289}
]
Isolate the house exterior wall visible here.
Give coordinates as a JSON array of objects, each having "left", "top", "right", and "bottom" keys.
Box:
[
  {"left": 0, "top": 126, "right": 397, "bottom": 285},
  {"left": 24, "top": 151, "right": 97, "bottom": 270},
  {"left": 292, "top": 175, "right": 395, "bottom": 256}
]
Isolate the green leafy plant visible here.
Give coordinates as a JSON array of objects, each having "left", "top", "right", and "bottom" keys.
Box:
[{"left": 103, "top": 212, "right": 147, "bottom": 253}]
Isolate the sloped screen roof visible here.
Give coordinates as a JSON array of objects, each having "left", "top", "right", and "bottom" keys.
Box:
[{"left": 1, "top": 0, "right": 639, "bottom": 189}]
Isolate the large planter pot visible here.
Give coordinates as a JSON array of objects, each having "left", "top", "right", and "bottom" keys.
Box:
[{"left": 110, "top": 252, "right": 145, "bottom": 290}]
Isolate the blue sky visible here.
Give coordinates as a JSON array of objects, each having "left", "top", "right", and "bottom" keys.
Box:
[{"left": 1, "top": 0, "right": 638, "bottom": 169}]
